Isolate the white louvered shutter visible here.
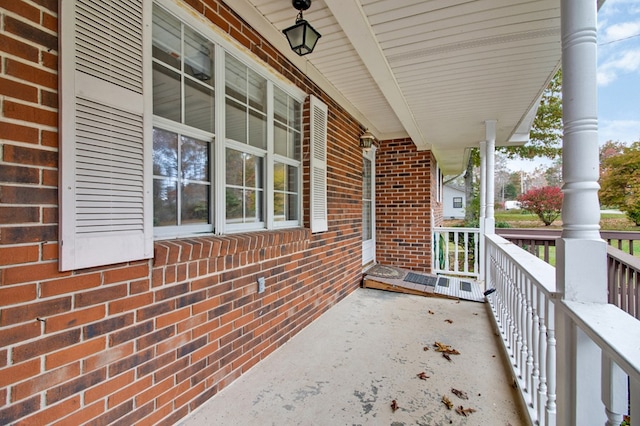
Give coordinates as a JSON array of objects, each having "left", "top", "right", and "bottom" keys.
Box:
[
  {"left": 59, "top": 0, "right": 152, "bottom": 271},
  {"left": 309, "top": 96, "right": 328, "bottom": 233}
]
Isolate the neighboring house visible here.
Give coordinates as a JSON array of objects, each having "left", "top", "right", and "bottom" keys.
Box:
[
  {"left": 0, "top": 0, "right": 570, "bottom": 424},
  {"left": 443, "top": 184, "right": 466, "bottom": 219}
]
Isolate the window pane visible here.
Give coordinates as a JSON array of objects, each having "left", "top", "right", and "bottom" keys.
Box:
[
  {"left": 185, "top": 78, "right": 214, "bottom": 132},
  {"left": 273, "top": 162, "right": 285, "bottom": 191},
  {"left": 225, "top": 54, "right": 246, "bottom": 102},
  {"left": 274, "top": 193, "right": 285, "bottom": 220},
  {"left": 244, "top": 154, "right": 262, "bottom": 188},
  {"left": 248, "top": 69, "right": 266, "bottom": 112},
  {"left": 181, "top": 182, "right": 209, "bottom": 224},
  {"left": 363, "top": 200, "right": 372, "bottom": 240},
  {"left": 274, "top": 122, "right": 287, "bottom": 156},
  {"left": 292, "top": 130, "right": 301, "bottom": 160},
  {"left": 363, "top": 158, "right": 372, "bottom": 198},
  {"left": 154, "top": 178, "right": 177, "bottom": 226},
  {"left": 290, "top": 99, "right": 301, "bottom": 129},
  {"left": 287, "top": 193, "right": 298, "bottom": 221},
  {"left": 287, "top": 165, "right": 298, "bottom": 193},
  {"left": 244, "top": 190, "right": 263, "bottom": 222},
  {"left": 226, "top": 149, "right": 243, "bottom": 186},
  {"left": 152, "top": 6, "right": 181, "bottom": 69},
  {"left": 226, "top": 98, "right": 246, "bottom": 143},
  {"left": 184, "top": 27, "right": 214, "bottom": 85},
  {"left": 226, "top": 188, "right": 243, "bottom": 221},
  {"left": 274, "top": 87, "right": 287, "bottom": 123},
  {"left": 248, "top": 109, "right": 266, "bottom": 149},
  {"left": 153, "top": 128, "right": 178, "bottom": 177},
  {"left": 153, "top": 63, "right": 181, "bottom": 122},
  {"left": 181, "top": 135, "right": 209, "bottom": 182},
  {"left": 287, "top": 128, "right": 301, "bottom": 159}
]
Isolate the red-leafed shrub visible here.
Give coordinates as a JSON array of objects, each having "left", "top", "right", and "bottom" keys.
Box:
[{"left": 517, "top": 186, "right": 563, "bottom": 226}]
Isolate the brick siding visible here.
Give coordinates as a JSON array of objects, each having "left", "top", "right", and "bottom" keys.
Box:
[
  {"left": 0, "top": 0, "right": 435, "bottom": 424},
  {"left": 376, "top": 138, "right": 441, "bottom": 272}
]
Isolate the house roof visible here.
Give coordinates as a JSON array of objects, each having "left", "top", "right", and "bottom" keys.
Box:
[{"left": 228, "top": 0, "right": 563, "bottom": 174}]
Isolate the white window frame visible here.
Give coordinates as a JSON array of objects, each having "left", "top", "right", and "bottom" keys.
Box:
[{"left": 153, "top": 0, "right": 306, "bottom": 237}]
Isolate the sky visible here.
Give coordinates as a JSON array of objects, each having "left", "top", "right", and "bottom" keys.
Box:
[{"left": 510, "top": 0, "right": 640, "bottom": 173}]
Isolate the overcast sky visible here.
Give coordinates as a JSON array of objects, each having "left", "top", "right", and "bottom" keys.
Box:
[{"left": 598, "top": 0, "right": 640, "bottom": 145}]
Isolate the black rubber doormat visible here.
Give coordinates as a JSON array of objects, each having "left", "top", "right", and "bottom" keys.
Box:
[
  {"left": 404, "top": 272, "right": 438, "bottom": 287},
  {"left": 437, "top": 277, "right": 450, "bottom": 287},
  {"left": 460, "top": 281, "right": 472, "bottom": 292}
]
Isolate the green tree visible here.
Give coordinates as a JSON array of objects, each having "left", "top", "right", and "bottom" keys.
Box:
[
  {"left": 518, "top": 186, "right": 563, "bottom": 226},
  {"left": 502, "top": 69, "right": 563, "bottom": 160},
  {"left": 600, "top": 141, "right": 640, "bottom": 225},
  {"left": 463, "top": 69, "right": 563, "bottom": 219}
]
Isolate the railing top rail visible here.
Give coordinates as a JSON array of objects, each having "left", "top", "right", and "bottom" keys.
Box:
[
  {"left": 435, "top": 227, "right": 481, "bottom": 233},
  {"left": 607, "top": 245, "right": 640, "bottom": 269},
  {"left": 486, "top": 233, "right": 558, "bottom": 297},
  {"left": 496, "top": 228, "right": 640, "bottom": 241},
  {"left": 562, "top": 300, "right": 640, "bottom": 381}
]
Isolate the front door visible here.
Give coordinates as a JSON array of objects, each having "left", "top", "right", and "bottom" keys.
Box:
[{"left": 362, "top": 148, "right": 376, "bottom": 265}]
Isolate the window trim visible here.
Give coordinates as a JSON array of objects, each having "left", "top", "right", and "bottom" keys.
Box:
[{"left": 153, "top": 0, "right": 306, "bottom": 237}]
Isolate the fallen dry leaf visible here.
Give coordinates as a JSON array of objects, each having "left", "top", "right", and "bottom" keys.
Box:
[
  {"left": 434, "top": 341, "right": 460, "bottom": 355},
  {"left": 451, "top": 388, "right": 468, "bottom": 400},
  {"left": 417, "top": 371, "right": 429, "bottom": 380},
  {"left": 473, "top": 313, "right": 479, "bottom": 316},
  {"left": 428, "top": 310, "right": 435, "bottom": 314},
  {"left": 442, "top": 395, "right": 453, "bottom": 410},
  {"left": 391, "top": 399, "right": 399, "bottom": 412},
  {"left": 443, "top": 353, "right": 452, "bottom": 361},
  {"left": 423, "top": 346, "right": 430, "bottom": 351},
  {"left": 455, "top": 406, "right": 477, "bottom": 417},
  {"left": 445, "top": 319, "right": 453, "bottom": 324}
]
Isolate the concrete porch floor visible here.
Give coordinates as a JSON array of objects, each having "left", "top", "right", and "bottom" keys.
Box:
[{"left": 178, "top": 288, "right": 529, "bottom": 426}]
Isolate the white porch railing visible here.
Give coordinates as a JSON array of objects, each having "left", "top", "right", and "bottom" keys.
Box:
[
  {"left": 485, "top": 233, "right": 640, "bottom": 426},
  {"left": 432, "top": 227, "right": 480, "bottom": 278}
]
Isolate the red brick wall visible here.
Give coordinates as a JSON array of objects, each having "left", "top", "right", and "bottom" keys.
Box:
[
  {"left": 375, "top": 138, "right": 437, "bottom": 272},
  {"left": 0, "top": 1, "right": 366, "bottom": 424}
]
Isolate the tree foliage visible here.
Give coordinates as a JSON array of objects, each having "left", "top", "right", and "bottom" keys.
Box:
[
  {"left": 502, "top": 69, "right": 563, "bottom": 160},
  {"left": 599, "top": 141, "right": 640, "bottom": 225},
  {"left": 517, "top": 186, "right": 563, "bottom": 226}
]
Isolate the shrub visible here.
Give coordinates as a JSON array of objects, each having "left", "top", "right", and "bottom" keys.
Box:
[{"left": 517, "top": 186, "right": 563, "bottom": 226}]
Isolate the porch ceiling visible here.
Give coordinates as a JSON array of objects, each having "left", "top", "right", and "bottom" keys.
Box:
[{"left": 228, "top": 0, "right": 562, "bottom": 174}]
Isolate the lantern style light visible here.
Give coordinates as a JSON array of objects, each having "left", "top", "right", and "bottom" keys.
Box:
[
  {"left": 360, "top": 130, "right": 376, "bottom": 152},
  {"left": 283, "top": 0, "right": 321, "bottom": 56}
]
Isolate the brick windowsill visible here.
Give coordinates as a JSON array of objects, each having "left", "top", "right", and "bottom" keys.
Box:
[{"left": 153, "top": 228, "right": 311, "bottom": 267}]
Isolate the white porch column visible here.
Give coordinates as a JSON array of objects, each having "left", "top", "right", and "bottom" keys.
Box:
[
  {"left": 480, "top": 140, "right": 487, "bottom": 222},
  {"left": 479, "top": 141, "right": 487, "bottom": 282},
  {"left": 484, "top": 120, "right": 496, "bottom": 235},
  {"left": 556, "top": 0, "right": 607, "bottom": 424}
]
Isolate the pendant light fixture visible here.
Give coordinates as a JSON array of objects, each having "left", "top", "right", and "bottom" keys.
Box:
[{"left": 283, "top": 0, "right": 321, "bottom": 56}]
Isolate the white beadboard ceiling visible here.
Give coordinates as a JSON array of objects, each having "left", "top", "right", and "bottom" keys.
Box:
[{"left": 227, "top": 0, "right": 563, "bottom": 174}]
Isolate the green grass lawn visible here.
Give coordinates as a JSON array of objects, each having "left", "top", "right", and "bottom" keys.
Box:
[
  {"left": 444, "top": 210, "right": 640, "bottom": 265},
  {"left": 494, "top": 210, "right": 640, "bottom": 265},
  {"left": 492, "top": 210, "right": 640, "bottom": 231}
]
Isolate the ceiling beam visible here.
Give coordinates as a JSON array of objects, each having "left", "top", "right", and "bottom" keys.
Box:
[{"left": 323, "top": 0, "right": 430, "bottom": 149}]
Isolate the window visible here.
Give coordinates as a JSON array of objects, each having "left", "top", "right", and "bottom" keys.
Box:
[
  {"left": 152, "top": 6, "right": 215, "bottom": 236},
  {"left": 152, "top": 4, "right": 303, "bottom": 237},
  {"left": 60, "top": 0, "right": 306, "bottom": 269},
  {"left": 453, "top": 197, "right": 463, "bottom": 208}
]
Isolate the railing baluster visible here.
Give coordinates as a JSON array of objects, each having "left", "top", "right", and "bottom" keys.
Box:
[
  {"left": 537, "top": 291, "right": 547, "bottom": 426},
  {"left": 546, "top": 299, "right": 556, "bottom": 426},
  {"left": 602, "top": 354, "right": 626, "bottom": 426},
  {"left": 631, "top": 375, "right": 640, "bottom": 426},
  {"left": 635, "top": 269, "right": 640, "bottom": 319},
  {"left": 525, "top": 277, "right": 535, "bottom": 397}
]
